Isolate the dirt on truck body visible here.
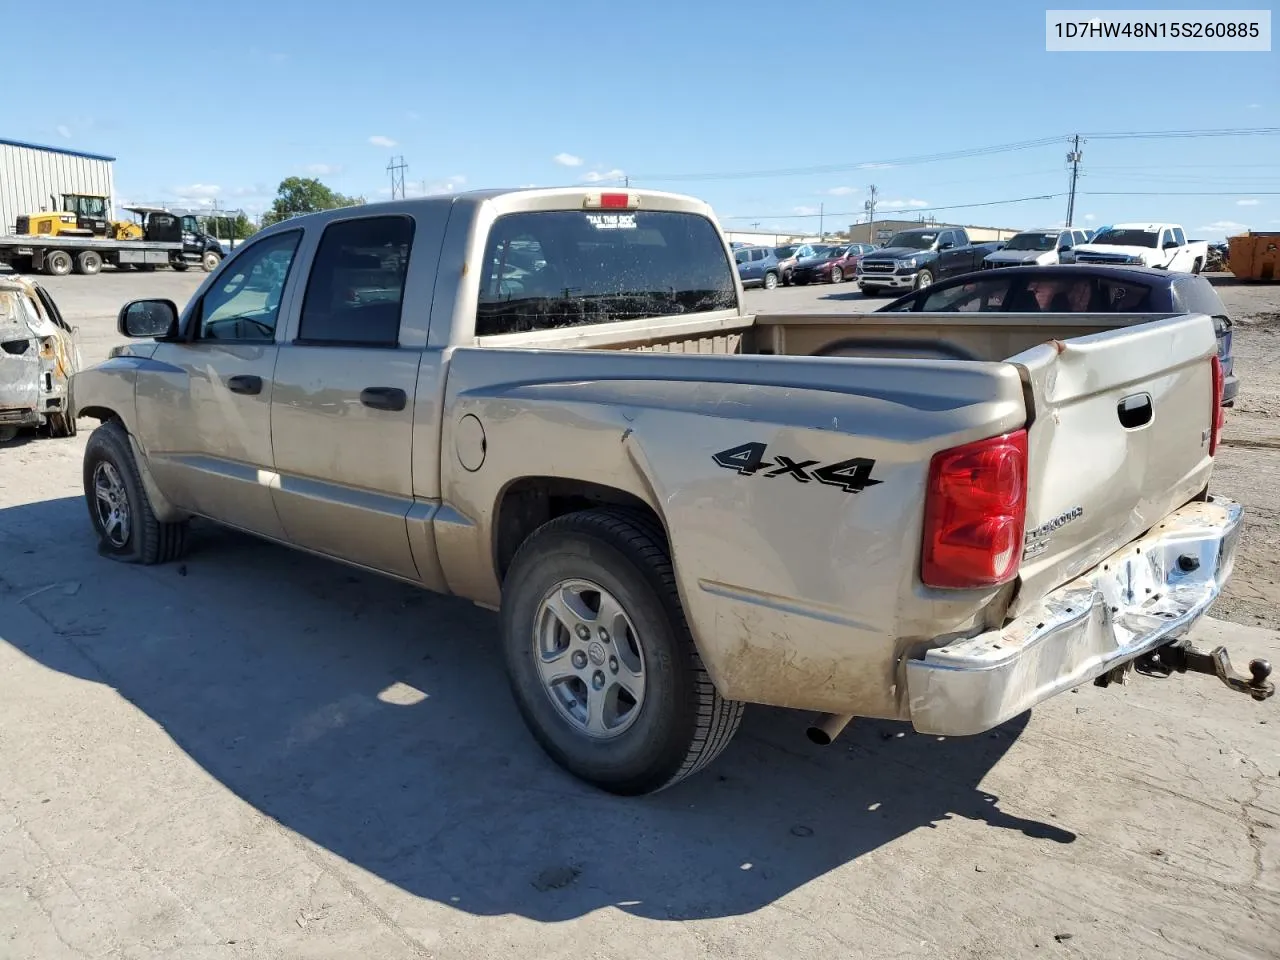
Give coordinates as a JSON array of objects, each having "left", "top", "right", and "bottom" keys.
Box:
[{"left": 68, "top": 187, "right": 1273, "bottom": 795}]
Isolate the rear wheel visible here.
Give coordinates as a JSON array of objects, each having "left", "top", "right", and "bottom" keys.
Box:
[
  {"left": 74, "top": 250, "right": 103, "bottom": 275},
  {"left": 10, "top": 255, "right": 33, "bottom": 273},
  {"left": 171, "top": 260, "right": 190, "bottom": 272},
  {"left": 763, "top": 271, "right": 778, "bottom": 290},
  {"left": 45, "top": 250, "right": 73, "bottom": 277},
  {"left": 47, "top": 411, "right": 77, "bottom": 438},
  {"left": 83, "top": 420, "right": 189, "bottom": 564},
  {"left": 1192, "top": 258, "right": 1203, "bottom": 275},
  {"left": 831, "top": 266, "right": 843, "bottom": 283},
  {"left": 501, "top": 508, "right": 744, "bottom": 795}
]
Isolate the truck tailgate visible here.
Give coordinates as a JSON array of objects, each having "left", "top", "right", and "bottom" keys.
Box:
[{"left": 1008, "top": 312, "right": 1219, "bottom": 616}]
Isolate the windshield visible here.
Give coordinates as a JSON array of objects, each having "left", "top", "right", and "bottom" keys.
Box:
[
  {"left": 1004, "top": 232, "right": 1056, "bottom": 251},
  {"left": 476, "top": 210, "right": 738, "bottom": 335},
  {"left": 1091, "top": 228, "right": 1159, "bottom": 249},
  {"left": 63, "top": 195, "right": 107, "bottom": 219},
  {"left": 885, "top": 232, "right": 936, "bottom": 250},
  {"left": 803, "top": 245, "right": 837, "bottom": 259},
  {"left": 775, "top": 245, "right": 799, "bottom": 258}
]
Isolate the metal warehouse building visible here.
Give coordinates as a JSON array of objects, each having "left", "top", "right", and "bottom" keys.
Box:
[{"left": 0, "top": 138, "right": 116, "bottom": 234}]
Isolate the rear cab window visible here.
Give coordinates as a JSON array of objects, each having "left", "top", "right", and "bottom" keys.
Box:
[{"left": 476, "top": 210, "right": 737, "bottom": 336}]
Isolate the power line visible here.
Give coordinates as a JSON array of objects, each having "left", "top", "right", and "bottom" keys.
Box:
[
  {"left": 629, "top": 137, "right": 1068, "bottom": 183},
  {"left": 720, "top": 193, "right": 1065, "bottom": 221},
  {"left": 1081, "top": 126, "right": 1280, "bottom": 140},
  {"left": 1082, "top": 190, "right": 1280, "bottom": 196}
]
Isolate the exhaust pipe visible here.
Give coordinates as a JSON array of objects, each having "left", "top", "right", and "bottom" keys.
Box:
[{"left": 806, "top": 713, "right": 853, "bottom": 746}]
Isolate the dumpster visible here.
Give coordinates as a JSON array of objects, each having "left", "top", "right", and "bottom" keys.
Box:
[{"left": 1228, "top": 231, "right": 1280, "bottom": 282}]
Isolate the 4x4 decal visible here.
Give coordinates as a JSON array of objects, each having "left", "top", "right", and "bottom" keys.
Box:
[{"left": 712, "top": 442, "right": 881, "bottom": 493}]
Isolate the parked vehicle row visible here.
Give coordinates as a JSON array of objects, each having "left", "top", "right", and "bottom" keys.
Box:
[
  {"left": 982, "top": 228, "right": 1091, "bottom": 269},
  {"left": 69, "top": 186, "right": 1269, "bottom": 796},
  {"left": 735, "top": 241, "right": 876, "bottom": 289},
  {"left": 1063, "top": 222, "right": 1209, "bottom": 274}
]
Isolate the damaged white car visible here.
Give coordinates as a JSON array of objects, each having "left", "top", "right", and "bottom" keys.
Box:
[{"left": 0, "top": 275, "right": 81, "bottom": 442}]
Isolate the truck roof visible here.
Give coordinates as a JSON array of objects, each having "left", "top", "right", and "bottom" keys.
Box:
[{"left": 1108, "top": 222, "right": 1177, "bottom": 231}]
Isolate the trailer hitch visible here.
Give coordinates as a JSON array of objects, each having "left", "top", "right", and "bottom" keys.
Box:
[{"left": 1134, "top": 642, "right": 1274, "bottom": 701}]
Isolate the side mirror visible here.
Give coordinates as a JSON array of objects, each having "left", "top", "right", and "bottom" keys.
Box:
[
  {"left": 1163, "top": 240, "right": 1179, "bottom": 249},
  {"left": 938, "top": 241, "right": 954, "bottom": 251},
  {"left": 118, "top": 299, "right": 179, "bottom": 339},
  {"left": 1059, "top": 245, "right": 1072, "bottom": 253}
]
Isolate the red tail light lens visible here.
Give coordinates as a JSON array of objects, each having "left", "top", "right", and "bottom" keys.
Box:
[
  {"left": 1209, "top": 355, "right": 1225, "bottom": 456},
  {"left": 921, "top": 429, "right": 1028, "bottom": 589}
]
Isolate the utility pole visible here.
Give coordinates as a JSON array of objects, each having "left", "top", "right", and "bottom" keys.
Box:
[
  {"left": 864, "top": 184, "right": 878, "bottom": 243},
  {"left": 387, "top": 155, "right": 408, "bottom": 200},
  {"left": 624, "top": 174, "right": 630, "bottom": 187},
  {"left": 819, "top": 203, "right": 824, "bottom": 240},
  {"left": 1065, "top": 135, "right": 1083, "bottom": 227}
]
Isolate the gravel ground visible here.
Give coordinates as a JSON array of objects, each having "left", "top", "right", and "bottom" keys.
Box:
[{"left": 0, "top": 268, "right": 1276, "bottom": 960}]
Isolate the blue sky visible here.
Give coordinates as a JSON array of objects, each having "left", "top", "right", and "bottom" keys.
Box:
[{"left": 8, "top": 0, "right": 1277, "bottom": 238}]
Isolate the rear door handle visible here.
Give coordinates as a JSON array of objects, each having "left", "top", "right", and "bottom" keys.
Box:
[
  {"left": 360, "top": 386, "right": 407, "bottom": 412},
  {"left": 226, "top": 374, "right": 263, "bottom": 396}
]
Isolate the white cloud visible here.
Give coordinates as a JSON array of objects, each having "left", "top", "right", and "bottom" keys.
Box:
[
  {"left": 553, "top": 152, "right": 583, "bottom": 167},
  {"left": 1198, "top": 220, "right": 1250, "bottom": 234},
  {"left": 1084, "top": 213, "right": 1097, "bottom": 221},
  {"left": 368, "top": 135, "right": 398, "bottom": 148},
  {"left": 825, "top": 186, "right": 859, "bottom": 196},
  {"left": 793, "top": 205, "right": 820, "bottom": 216},
  {"left": 398, "top": 174, "right": 468, "bottom": 197},
  {"left": 306, "top": 163, "right": 342, "bottom": 176},
  {"left": 1248, "top": 103, "right": 1261, "bottom": 109},
  {"left": 582, "top": 168, "right": 625, "bottom": 183},
  {"left": 170, "top": 183, "right": 221, "bottom": 199},
  {"left": 407, "top": 110, "right": 422, "bottom": 121},
  {"left": 56, "top": 124, "right": 72, "bottom": 139},
  {"left": 881, "top": 198, "right": 929, "bottom": 210},
  {"left": 1237, "top": 198, "right": 1261, "bottom": 206}
]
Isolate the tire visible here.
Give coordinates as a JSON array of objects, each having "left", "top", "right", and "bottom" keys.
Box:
[
  {"left": 860, "top": 285, "right": 882, "bottom": 297},
  {"left": 831, "top": 266, "right": 843, "bottom": 283},
  {"left": 74, "top": 250, "right": 103, "bottom": 275},
  {"left": 45, "top": 250, "right": 73, "bottom": 277},
  {"left": 763, "top": 271, "right": 778, "bottom": 290},
  {"left": 47, "top": 411, "right": 77, "bottom": 438},
  {"left": 82, "top": 420, "right": 189, "bottom": 564},
  {"left": 501, "top": 507, "right": 745, "bottom": 795},
  {"left": 202, "top": 251, "right": 222, "bottom": 272},
  {"left": 10, "top": 255, "right": 33, "bottom": 274},
  {"left": 171, "top": 260, "right": 190, "bottom": 272},
  {"left": 115, "top": 263, "right": 133, "bottom": 272},
  {"left": 1192, "top": 258, "right": 1203, "bottom": 275},
  {"left": 913, "top": 269, "right": 933, "bottom": 291}
]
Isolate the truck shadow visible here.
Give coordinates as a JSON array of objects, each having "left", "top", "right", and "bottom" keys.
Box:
[{"left": 0, "top": 496, "right": 1073, "bottom": 923}]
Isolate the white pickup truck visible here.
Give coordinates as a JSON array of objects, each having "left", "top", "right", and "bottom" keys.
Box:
[{"left": 1068, "top": 223, "right": 1209, "bottom": 274}]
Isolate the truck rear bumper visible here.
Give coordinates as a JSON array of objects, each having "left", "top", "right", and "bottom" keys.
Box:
[{"left": 906, "top": 496, "right": 1244, "bottom": 736}]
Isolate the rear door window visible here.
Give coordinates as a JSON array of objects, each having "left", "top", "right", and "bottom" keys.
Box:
[
  {"left": 1172, "top": 276, "right": 1228, "bottom": 316},
  {"left": 476, "top": 210, "right": 737, "bottom": 336},
  {"left": 1095, "top": 276, "right": 1154, "bottom": 311},
  {"left": 919, "top": 277, "right": 1013, "bottom": 312}
]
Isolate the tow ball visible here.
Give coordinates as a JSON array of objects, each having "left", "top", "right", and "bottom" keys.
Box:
[{"left": 1132, "top": 642, "right": 1274, "bottom": 701}]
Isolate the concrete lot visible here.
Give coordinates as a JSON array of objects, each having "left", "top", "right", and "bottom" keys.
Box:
[{"left": 1, "top": 269, "right": 1277, "bottom": 959}]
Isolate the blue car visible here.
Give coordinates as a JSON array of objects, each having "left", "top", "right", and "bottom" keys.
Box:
[{"left": 734, "top": 245, "right": 781, "bottom": 290}]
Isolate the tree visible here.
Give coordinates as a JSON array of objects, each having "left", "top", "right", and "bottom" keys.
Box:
[
  {"left": 261, "top": 177, "right": 364, "bottom": 226},
  {"left": 204, "top": 213, "right": 257, "bottom": 240}
]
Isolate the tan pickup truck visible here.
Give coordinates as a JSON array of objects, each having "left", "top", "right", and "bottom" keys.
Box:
[{"left": 70, "top": 187, "right": 1271, "bottom": 795}]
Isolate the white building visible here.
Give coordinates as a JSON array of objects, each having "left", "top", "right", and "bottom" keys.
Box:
[
  {"left": 722, "top": 229, "right": 825, "bottom": 248},
  {"left": 0, "top": 138, "right": 116, "bottom": 234}
]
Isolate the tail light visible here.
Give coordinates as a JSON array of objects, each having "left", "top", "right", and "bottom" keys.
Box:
[
  {"left": 1209, "top": 355, "right": 1225, "bottom": 456},
  {"left": 921, "top": 429, "right": 1028, "bottom": 589},
  {"left": 584, "top": 192, "right": 639, "bottom": 210}
]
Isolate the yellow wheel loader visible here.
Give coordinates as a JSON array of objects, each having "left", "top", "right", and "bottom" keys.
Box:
[{"left": 15, "top": 195, "right": 141, "bottom": 240}]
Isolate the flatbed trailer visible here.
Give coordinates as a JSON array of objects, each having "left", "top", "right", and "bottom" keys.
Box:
[{"left": 0, "top": 232, "right": 222, "bottom": 277}]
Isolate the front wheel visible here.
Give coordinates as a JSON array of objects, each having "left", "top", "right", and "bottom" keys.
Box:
[
  {"left": 83, "top": 420, "right": 189, "bottom": 564},
  {"left": 763, "top": 271, "right": 778, "bottom": 290},
  {"left": 913, "top": 269, "right": 934, "bottom": 291},
  {"left": 501, "top": 508, "right": 744, "bottom": 795},
  {"left": 830, "top": 266, "right": 843, "bottom": 283},
  {"left": 202, "top": 251, "right": 222, "bottom": 272}
]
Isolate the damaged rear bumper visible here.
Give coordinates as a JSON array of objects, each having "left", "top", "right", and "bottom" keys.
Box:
[{"left": 907, "top": 496, "right": 1244, "bottom": 736}]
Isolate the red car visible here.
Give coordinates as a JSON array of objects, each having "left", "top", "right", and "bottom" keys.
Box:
[{"left": 790, "top": 243, "right": 876, "bottom": 284}]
